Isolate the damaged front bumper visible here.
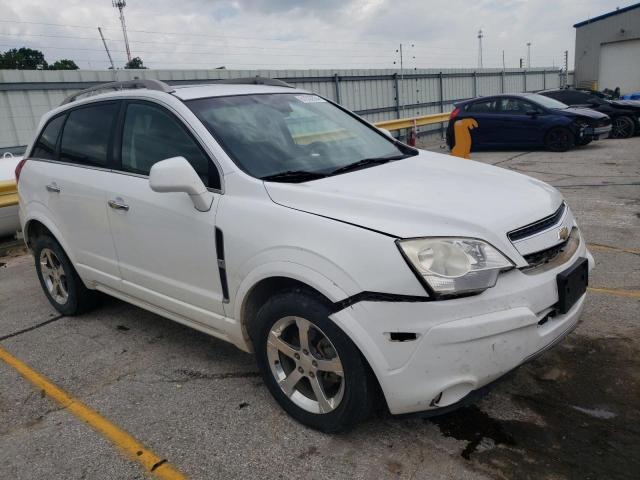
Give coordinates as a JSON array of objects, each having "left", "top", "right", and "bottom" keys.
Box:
[{"left": 329, "top": 239, "right": 594, "bottom": 415}]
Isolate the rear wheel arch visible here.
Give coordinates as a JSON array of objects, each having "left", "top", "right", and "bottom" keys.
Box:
[
  {"left": 24, "top": 218, "right": 78, "bottom": 269},
  {"left": 25, "top": 219, "right": 56, "bottom": 247}
]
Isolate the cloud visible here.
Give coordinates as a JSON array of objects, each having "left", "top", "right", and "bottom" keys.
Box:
[{"left": 0, "top": 0, "right": 626, "bottom": 70}]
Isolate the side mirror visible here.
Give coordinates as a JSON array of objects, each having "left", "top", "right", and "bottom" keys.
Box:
[
  {"left": 378, "top": 127, "right": 393, "bottom": 137},
  {"left": 525, "top": 110, "right": 539, "bottom": 117},
  {"left": 149, "top": 156, "right": 213, "bottom": 212}
]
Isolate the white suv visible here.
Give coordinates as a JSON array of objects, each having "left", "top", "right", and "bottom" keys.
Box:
[{"left": 17, "top": 78, "right": 593, "bottom": 432}]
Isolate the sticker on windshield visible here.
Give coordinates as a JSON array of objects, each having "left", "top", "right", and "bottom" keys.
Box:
[{"left": 295, "top": 95, "right": 326, "bottom": 103}]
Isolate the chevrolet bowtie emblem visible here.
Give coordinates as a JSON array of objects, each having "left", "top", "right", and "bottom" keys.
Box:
[{"left": 558, "top": 226, "right": 569, "bottom": 241}]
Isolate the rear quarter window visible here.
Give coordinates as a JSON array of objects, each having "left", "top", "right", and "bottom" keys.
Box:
[
  {"left": 466, "top": 100, "right": 498, "bottom": 113},
  {"left": 31, "top": 115, "right": 65, "bottom": 160}
]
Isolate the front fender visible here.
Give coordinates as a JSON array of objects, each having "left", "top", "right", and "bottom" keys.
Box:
[{"left": 230, "top": 259, "right": 352, "bottom": 323}]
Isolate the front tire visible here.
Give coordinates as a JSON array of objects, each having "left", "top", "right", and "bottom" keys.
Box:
[
  {"left": 33, "top": 235, "right": 97, "bottom": 316},
  {"left": 251, "top": 290, "right": 375, "bottom": 432},
  {"left": 545, "top": 127, "right": 574, "bottom": 152},
  {"left": 610, "top": 116, "right": 635, "bottom": 139}
]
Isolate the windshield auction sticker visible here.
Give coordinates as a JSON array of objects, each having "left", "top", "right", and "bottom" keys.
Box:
[{"left": 295, "top": 95, "right": 327, "bottom": 103}]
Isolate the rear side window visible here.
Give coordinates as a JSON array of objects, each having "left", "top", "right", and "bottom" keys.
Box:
[
  {"left": 31, "top": 115, "right": 65, "bottom": 160},
  {"left": 551, "top": 91, "right": 587, "bottom": 105},
  {"left": 467, "top": 100, "right": 497, "bottom": 113},
  {"left": 120, "top": 102, "right": 219, "bottom": 189},
  {"left": 498, "top": 98, "right": 535, "bottom": 115},
  {"left": 60, "top": 103, "right": 118, "bottom": 167}
]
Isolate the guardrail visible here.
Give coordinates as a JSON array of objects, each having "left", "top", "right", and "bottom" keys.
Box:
[
  {"left": 375, "top": 112, "right": 451, "bottom": 131},
  {"left": 0, "top": 180, "right": 18, "bottom": 208}
]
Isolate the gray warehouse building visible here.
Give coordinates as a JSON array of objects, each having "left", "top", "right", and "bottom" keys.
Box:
[{"left": 574, "top": 2, "right": 640, "bottom": 94}]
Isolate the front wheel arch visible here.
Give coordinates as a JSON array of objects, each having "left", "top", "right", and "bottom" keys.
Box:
[{"left": 240, "top": 276, "right": 333, "bottom": 352}]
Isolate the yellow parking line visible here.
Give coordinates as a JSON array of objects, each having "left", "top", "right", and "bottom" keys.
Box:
[
  {"left": 588, "top": 287, "right": 640, "bottom": 299},
  {"left": 587, "top": 243, "right": 640, "bottom": 256},
  {"left": 0, "top": 346, "right": 187, "bottom": 480}
]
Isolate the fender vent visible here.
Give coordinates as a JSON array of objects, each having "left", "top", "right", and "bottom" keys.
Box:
[
  {"left": 388, "top": 332, "right": 418, "bottom": 342},
  {"left": 215, "top": 228, "right": 229, "bottom": 303}
]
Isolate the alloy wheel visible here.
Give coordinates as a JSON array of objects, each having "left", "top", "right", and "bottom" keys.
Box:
[
  {"left": 611, "top": 117, "right": 633, "bottom": 139},
  {"left": 266, "top": 316, "right": 345, "bottom": 414},
  {"left": 40, "top": 248, "right": 69, "bottom": 304},
  {"left": 547, "top": 129, "right": 571, "bottom": 151}
]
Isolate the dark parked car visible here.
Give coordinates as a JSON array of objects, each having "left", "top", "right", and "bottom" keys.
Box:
[
  {"left": 446, "top": 93, "right": 611, "bottom": 152},
  {"left": 540, "top": 89, "right": 638, "bottom": 139}
]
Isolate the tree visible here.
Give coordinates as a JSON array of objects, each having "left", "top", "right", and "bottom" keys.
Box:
[
  {"left": 48, "top": 59, "right": 79, "bottom": 70},
  {"left": 124, "top": 57, "right": 147, "bottom": 69},
  {"left": 0, "top": 47, "right": 48, "bottom": 69}
]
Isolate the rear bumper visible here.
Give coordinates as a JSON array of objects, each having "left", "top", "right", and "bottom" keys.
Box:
[{"left": 330, "top": 241, "right": 594, "bottom": 415}]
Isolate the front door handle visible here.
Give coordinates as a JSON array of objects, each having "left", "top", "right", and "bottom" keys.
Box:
[
  {"left": 46, "top": 184, "right": 61, "bottom": 193},
  {"left": 108, "top": 199, "right": 130, "bottom": 211}
]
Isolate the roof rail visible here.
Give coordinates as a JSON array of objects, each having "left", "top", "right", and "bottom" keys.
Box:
[
  {"left": 61, "top": 79, "right": 174, "bottom": 105},
  {"left": 213, "top": 77, "right": 294, "bottom": 88}
]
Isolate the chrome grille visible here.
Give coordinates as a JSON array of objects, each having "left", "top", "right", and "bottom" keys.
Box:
[{"left": 508, "top": 203, "right": 566, "bottom": 242}]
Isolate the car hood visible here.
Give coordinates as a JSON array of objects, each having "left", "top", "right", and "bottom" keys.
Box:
[
  {"left": 610, "top": 100, "right": 640, "bottom": 110},
  {"left": 264, "top": 151, "right": 563, "bottom": 260},
  {"left": 559, "top": 107, "right": 609, "bottom": 120}
]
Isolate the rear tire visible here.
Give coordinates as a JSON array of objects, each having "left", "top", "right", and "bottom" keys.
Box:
[
  {"left": 251, "top": 290, "right": 375, "bottom": 432},
  {"left": 33, "top": 235, "right": 98, "bottom": 316},
  {"left": 545, "top": 127, "right": 574, "bottom": 152},
  {"left": 610, "top": 116, "right": 635, "bottom": 139}
]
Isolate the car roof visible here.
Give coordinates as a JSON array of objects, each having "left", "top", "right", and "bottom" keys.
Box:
[
  {"left": 457, "top": 92, "right": 538, "bottom": 105},
  {"left": 170, "top": 83, "right": 304, "bottom": 101}
]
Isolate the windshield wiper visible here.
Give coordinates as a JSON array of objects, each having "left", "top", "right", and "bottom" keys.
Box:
[
  {"left": 329, "top": 154, "right": 410, "bottom": 176},
  {"left": 260, "top": 170, "right": 327, "bottom": 183}
]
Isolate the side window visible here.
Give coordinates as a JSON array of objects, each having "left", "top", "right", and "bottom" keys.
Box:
[
  {"left": 544, "top": 91, "right": 563, "bottom": 101},
  {"left": 31, "top": 115, "right": 65, "bottom": 160},
  {"left": 498, "top": 98, "right": 534, "bottom": 115},
  {"left": 121, "top": 103, "right": 219, "bottom": 189},
  {"left": 561, "top": 91, "right": 587, "bottom": 105},
  {"left": 60, "top": 103, "right": 118, "bottom": 167},
  {"left": 467, "top": 100, "right": 497, "bottom": 113}
]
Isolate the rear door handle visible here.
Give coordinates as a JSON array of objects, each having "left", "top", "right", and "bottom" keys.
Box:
[
  {"left": 46, "top": 184, "right": 60, "bottom": 193},
  {"left": 108, "top": 199, "right": 130, "bottom": 211}
]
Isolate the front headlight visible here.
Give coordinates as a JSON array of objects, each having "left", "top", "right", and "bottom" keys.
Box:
[{"left": 397, "top": 237, "right": 513, "bottom": 296}]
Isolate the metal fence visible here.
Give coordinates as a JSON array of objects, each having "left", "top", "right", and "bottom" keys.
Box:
[{"left": 0, "top": 67, "right": 564, "bottom": 150}]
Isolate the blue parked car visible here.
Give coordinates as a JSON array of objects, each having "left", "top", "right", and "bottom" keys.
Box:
[{"left": 446, "top": 93, "right": 611, "bottom": 152}]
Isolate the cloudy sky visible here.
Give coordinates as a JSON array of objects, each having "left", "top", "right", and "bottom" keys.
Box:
[{"left": 0, "top": 0, "right": 629, "bottom": 71}]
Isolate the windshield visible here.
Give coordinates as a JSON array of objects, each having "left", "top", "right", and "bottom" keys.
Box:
[
  {"left": 187, "top": 93, "right": 411, "bottom": 180},
  {"left": 528, "top": 94, "right": 569, "bottom": 110}
]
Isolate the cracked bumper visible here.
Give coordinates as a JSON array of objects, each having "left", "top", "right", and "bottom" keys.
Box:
[{"left": 330, "top": 243, "right": 594, "bottom": 415}]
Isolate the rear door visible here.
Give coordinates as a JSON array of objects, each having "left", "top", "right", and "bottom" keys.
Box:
[
  {"left": 27, "top": 101, "right": 122, "bottom": 289},
  {"left": 463, "top": 98, "right": 500, "bottom": 146},
  {"left": 104, "top": 100, "right": 227, "bottom": 332}
]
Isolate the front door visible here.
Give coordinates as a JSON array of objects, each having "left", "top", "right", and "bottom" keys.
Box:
[
  {"left": 105, "top": 100, "right": 226, "bottom": 332},
  {"left": 494, "top": 98, "right": 546, "bottom": 145}
]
